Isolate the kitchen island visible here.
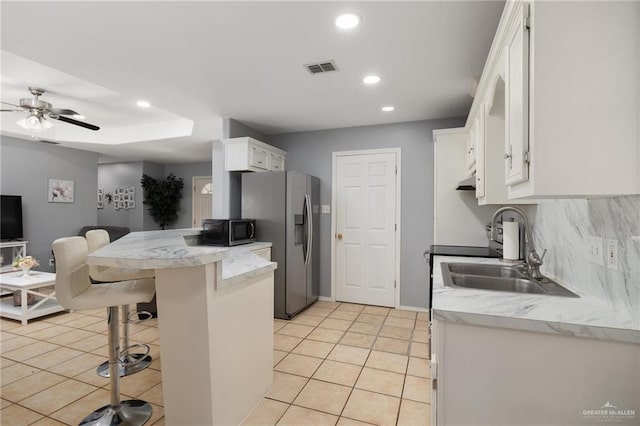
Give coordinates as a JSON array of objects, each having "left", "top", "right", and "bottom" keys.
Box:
[
  {"left": 87, "top": 229, "right": 277, "bottom": 426},
  {"left": 431, "top": 256, "right": 640, "bottom": 425}
]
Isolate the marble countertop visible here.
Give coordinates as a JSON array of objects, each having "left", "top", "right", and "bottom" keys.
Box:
[
  {"left": 217, "top": 243, "right": 275, "bottom": 290},
  {"left": 87, "top": 229, "right": 276, "bottom": 288},
  {"left": 432, "top": 256, "right": 640, "bottom": 344}
]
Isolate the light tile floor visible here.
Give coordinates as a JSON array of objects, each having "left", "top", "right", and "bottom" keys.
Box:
[{"left": 0, "top": 301, "right": 430, "bottom": 425}]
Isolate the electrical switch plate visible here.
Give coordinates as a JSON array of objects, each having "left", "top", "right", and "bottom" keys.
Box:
[
  {"left": 49, "top": 258, "right": 55, "bottom": 266},
  {"left": 321, "top": 205, "right": 330, "bottom": 214},
  {"left": 606, "top": 239, "right": 619, "bottom": 271},
  {"left": 586, "top": 236, "right": 603, "bottom": 266}
]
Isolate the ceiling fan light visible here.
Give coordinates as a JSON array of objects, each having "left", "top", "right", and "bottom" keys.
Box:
[
  {"left": 16, "top": 112, "right": 53, "bottom": 131},
  {"left": 16, "top": 117, "right": 30, "bottom": 130}
]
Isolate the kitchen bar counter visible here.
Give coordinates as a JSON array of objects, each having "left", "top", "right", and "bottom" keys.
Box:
[
  {"left": 432, "top": 255, "right": 640, "bottom": 344},
  {"left": 88, "top": 229, "right": 275, "bottom": 286},
  {"left": 87, "top": 229, "right": 276, "bottom": 425}
]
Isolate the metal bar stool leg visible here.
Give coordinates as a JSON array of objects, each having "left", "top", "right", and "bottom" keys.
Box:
[
  {"left": 97, "top": 304, "right": 153, "bottom": 378},
  {"left": 80, "top": 306, "right": 152, "bottom": 425}
]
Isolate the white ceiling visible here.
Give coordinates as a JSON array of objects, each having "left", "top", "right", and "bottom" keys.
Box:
[{"left": 0, "top": 1, "right": 504, "bottom": 163}]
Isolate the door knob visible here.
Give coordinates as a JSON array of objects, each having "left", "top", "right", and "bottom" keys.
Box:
[{"left": 336, "top": 233, "right": 343, "bottom": 240}]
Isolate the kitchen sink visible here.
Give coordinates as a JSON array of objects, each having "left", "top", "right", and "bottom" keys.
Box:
[
  {"left": 446, "top": 263, "right": 526, "bottom": 279},
  {"left": 442, "top": 262, "right": 579, "bottom": 298}
]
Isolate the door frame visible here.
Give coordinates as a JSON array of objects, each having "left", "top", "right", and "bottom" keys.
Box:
[
  {"left": 192, "top": 175, "right": 212, "bottom": 227},
  {"left": 330, "top": 148, "right": 402, "bottom": 308}
]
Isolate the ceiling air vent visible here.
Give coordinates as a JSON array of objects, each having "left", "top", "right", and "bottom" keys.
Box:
[{"left": 304, "top": 60, "right": 338, "bottom": 74}]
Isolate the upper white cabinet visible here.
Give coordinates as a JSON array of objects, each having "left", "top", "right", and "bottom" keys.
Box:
[
  {"left": 465, "top": 133, "right": 476, "bottom": 173},
  {"left": 503, "top": 1, "right": 529, "bottom": 186},
  {"left": 468, "top": 0, "right": 639, "bottom": 199},
  {"left": 472, "top": 106, "right": 485, "bottom": 198},
  {"left": 223, "top": 137, "right": 286, "bottom": 172}
]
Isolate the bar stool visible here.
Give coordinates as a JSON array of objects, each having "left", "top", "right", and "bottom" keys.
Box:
[
  {"left": 86, "top": 229, "right": 155, "bottom": 378},
  {"left": 52, "top": 236, "right": 155, "bottom": 426}
]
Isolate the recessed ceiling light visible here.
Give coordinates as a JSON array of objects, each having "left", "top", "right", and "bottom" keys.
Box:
[
  {"left": 363, "top": 75, "right": 381, "bottom": 85},
  {"left": 73, "top": 114, "right": 85, "bottom": 120},
  {"left": 382, "top": 106, "right": 395, "bottom": 112},
  {"left": 136, "top": 100, "right": 151, "bottom": 108},
  {"left": 335, "top": 13, "right": 361, "bottom": 30}
]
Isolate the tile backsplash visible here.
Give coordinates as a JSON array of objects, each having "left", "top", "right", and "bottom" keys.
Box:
[{"left": 523, "top": 196, "right": 640, "bottom": 325}]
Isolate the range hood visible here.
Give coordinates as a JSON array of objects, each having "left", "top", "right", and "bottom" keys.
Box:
[{"left": 456, "top": 175, "right": 476, "bottom": 191}]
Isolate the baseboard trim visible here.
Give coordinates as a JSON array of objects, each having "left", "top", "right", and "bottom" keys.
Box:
[
  {"left": 398, "top": 305, "right": 430, "bottom": 313},
  {"left": 318, "top": 296, "right": 428, "bottom": 312}
]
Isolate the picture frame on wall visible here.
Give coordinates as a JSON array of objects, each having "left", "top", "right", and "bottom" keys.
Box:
[
  {"left": 48, "top": 179, "right": 74, "bottom": 203},
  {"left": 97, "top": 188, "right": 104, "bottom": 209}
]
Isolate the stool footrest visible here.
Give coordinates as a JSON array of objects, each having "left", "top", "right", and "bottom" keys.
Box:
[
  {"left": 119, "top": 343, "right": 151, "bottom": 367},
  {"left": 128, "top": 310, "right": 153, "bottom": 324},
  {"left": 97, "top": 353, "right": 153, "bottom": 378}
]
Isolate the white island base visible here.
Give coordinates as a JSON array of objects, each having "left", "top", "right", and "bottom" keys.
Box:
[
  {"left": 156, "top": 263, "right": 273, "bottom": 426},
  {"left": 87, "top": 230, "right": 276, "bottom": 426}
]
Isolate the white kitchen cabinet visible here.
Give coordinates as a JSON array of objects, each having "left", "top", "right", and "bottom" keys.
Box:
[
  {"left": 431, "top": 318, "right": 640, "bottom": 425},
  {"left": 465, "top": 134, "right": 475, "bottom": 173},
  {"left": 223, "top": 137, "right": 286, "bottom": 173},
  {"left": 472, "top": 106, "right": 485, "bottom": 199},
  {"left": 462, "top": 80, "right": 534, "bottom": 205},
  {"left": 268, "top": 152, "right": 285, "bottom": 171},
  {"left": 503, "top": 1, "right": 530, "bottom": 186},
  {"left": 467, "top": 0, "right": 640, "bottom": 199}
]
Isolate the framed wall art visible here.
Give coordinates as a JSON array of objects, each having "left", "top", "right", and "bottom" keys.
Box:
[{"left": 48, "top": 179, "right": 74, "bottom": 203}]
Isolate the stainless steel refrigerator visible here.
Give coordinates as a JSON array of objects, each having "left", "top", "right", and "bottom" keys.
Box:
[{"left": 242, "top": 170, "right": 319, "bottom": 319}]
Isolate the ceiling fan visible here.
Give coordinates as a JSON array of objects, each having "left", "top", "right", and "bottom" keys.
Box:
[{"left": 1, "top": 86, "right": 100, "bottom": 131}]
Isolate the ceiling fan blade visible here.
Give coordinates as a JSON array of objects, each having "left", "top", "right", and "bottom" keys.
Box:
[
  {"left": 53, "top": 115, "right": 100, "bottom": 131},
  {"left": 1, "top": 101, "right": 22, "bottom": 108},
  {"left": 0, "top": 109, "right": 22, "bottom": 112},
  {"left": 50, "top": 108, "right": 79, "bottom": 116}
]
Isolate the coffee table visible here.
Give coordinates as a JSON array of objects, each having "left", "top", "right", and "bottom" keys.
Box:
[{"left": 0, "top": 271, "right": 66, "bottom": 324}]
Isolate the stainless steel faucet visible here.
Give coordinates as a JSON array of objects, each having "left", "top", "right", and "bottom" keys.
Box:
[{"left": 490, "top": 206, "right": 547, "bottom": 280}]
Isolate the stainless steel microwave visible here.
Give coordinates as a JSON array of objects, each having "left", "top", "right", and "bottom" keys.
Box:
[{"left": 201, "top": 219, "right": 256, "bottom": 246}]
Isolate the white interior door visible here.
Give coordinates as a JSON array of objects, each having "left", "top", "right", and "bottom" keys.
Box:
[
  {"left": 192, "top": 176, "right": 212, "bottom": 228},
  {"left": 334, "top": 151, "right": 398, "bottom": 307}
]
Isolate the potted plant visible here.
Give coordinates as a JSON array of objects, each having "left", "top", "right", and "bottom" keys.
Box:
[{"left": 140, "top": 173, "right": 184, "bottom": 230}]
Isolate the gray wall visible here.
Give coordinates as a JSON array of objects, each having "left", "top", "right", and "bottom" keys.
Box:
[
  {"left": 164, "top": 162, "right": 212, "bottom": 228},
  {"left": 1, "top": 136, "right": 98, "bottom": 272},
  {"left": 97, "top": 162, "right": 144, "bottom": 231},
  {"left": 99, "top": 161, "right": 206, "bottom": 231},
  {"left": 223, "top": 118, "right": 271, "bottom": 143},
  {"left": 270, "top": 117, "right": 465, "bottom": 309}
]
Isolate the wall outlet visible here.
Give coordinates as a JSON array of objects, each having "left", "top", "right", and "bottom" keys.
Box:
[
  {"left": 49, "top": 258, "right": 55, "bottom": 266},
  {"left": 586, "top": 236, "right": 603, "bottom": 266},
  {"left": 321, "top": 204, "right": 331, "bottom": 214},
  {"left": 606, "top": 239, "right": 619, "bottom": 271}
]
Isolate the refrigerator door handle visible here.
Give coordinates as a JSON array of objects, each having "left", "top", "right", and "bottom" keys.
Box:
[{"left": 304, "top": 193, "right": 312, "bottom": 266}]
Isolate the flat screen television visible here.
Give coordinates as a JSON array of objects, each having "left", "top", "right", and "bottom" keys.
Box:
[{"left": 1, "top": 195, "right": 23, "bottom": 240}]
